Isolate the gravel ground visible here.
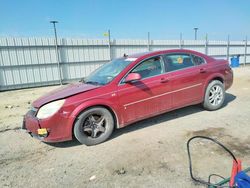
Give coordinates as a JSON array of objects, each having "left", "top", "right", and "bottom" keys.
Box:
[{"left": 0, "top": 67, "right": 250, "bottom": 188}]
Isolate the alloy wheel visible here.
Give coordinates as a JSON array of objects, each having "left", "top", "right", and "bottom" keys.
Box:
[
  {"left": 208, "top": 85, "right": 223, "bottom": 106},
  {"left": 82, "top": 114, "right": 106, "bottom": 138}
]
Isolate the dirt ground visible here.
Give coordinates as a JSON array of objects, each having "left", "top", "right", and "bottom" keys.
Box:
[{"left": 1, "top": 67, "right": 250, "bottom": 188}]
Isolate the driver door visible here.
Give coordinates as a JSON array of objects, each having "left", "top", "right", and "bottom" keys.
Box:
[{"left": 117, "top": 56, "right": 172, "bottom": 125}]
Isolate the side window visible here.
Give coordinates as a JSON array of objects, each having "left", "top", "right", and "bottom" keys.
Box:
[
  {"left": 192, "top": 55, "right": 205, "bottom": 65},
  {"left": 164, "top": 54, "right": 194, "bottom": 72},
  {"left": 131, "top": 56, "right": 164, "bottom": 79}
]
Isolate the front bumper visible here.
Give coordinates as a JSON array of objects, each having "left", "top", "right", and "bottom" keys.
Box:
[
  {"left": 22, "top": 109, "right": 73, "bottom": 143},
  {"left": 22, "top": 110, "right": 46, "bottom": 141}
]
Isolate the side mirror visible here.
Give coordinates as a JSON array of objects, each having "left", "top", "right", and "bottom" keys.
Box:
[{"left": 125, "top": 73, "right": 141, "bottom": 83}]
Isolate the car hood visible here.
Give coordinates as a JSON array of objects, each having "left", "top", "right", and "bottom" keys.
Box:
[{"left": 32, "top": 82, "right": 100, "bottom": 108}]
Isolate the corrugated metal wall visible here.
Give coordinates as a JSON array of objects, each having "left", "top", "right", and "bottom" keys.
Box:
[{"left": 0, "top": 37, "right": 249, "bottom": 91}]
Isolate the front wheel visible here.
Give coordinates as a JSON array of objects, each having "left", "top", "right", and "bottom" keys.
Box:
[
  {"left": 202, "top": 80, "right": 225, "bottom": 111},
  {"left": 74, "top": 107, "right": 114, "bottom": 146}
]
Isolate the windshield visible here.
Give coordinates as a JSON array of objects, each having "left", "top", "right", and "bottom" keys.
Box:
[{"left": 84, "top": 58, "right": 134, "bottom": 85}]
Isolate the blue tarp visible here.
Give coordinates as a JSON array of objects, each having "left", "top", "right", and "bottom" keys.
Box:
[{"left": 235, "top": 171, "right": 250, "bottom": 188}]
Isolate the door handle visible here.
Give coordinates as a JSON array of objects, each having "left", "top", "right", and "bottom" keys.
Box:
[
  {"left": 200, "top": 68, "right": 206, "bottom": 73},
  {"left": 160, "top": 77, "right": 169, "bottom": 83}
]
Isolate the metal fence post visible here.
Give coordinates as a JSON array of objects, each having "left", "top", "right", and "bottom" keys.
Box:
[
  {"left": 205, "top": 33, "right": 208, "bottom": 55},
  {"left": 147, "top": 32, "right": 151, "bottom": 51},
  {"left": 244, "top": 36, "right": 247, "bottom": 66},
  {"left": 0, "top": 41, "right": 3, "bottom": 91},
  {"left": 226, "top": 35, "right": 230, "bottom": 61},
  {"left": 179, "top": 33, "right": 183, "bottom": 49},
  {"left": 108, "top": 29, "right": 112, "bottom": 60}
]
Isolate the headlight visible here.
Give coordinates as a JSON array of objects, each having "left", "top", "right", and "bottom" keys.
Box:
[{"left": 36, "top": 99, "right": 65, "bottom": 119}]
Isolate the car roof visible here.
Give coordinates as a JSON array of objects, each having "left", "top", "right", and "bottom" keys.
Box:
[{"left": 127, "top": 49, "right": 213, "bottom": 60}]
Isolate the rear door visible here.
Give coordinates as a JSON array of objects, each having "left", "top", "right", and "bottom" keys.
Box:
[
  {"left": 163, "top": 53, "right": 204, "bottom": 108},
  {"left": 117, "top": 56, "right": 172, "bottom": 124}
]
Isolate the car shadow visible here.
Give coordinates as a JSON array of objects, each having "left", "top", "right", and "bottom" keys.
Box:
[
  {"left": 45, "top": 139, "right": 82, "bottom": 148},
  {"left": 46, "top": 93, "right": 236, "bottom": 148},
  {"left": 221, "top": 92, "right": 236, "bottom": 108}
]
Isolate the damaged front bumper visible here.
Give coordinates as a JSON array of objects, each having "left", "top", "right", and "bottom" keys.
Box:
[
  {"left": 22, "top": 109, "right": 49, "bottom": 141},
  {"left": 22, "top": 107, "right": 73, "bottom": 143}
]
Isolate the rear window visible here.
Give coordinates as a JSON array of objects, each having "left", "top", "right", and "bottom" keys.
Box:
[
  {"left": 164, "top": 54, "right": 194, "bottom": 72},
  {"left": 192, "top": 55, "right": 206, "bottom": 65}
]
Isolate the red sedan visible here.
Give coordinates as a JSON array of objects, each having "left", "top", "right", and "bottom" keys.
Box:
[{"left": 23, "top": 49, "right": 233, "bottom": 145}]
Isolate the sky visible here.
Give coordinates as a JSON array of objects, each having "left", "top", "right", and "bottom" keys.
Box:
[{"left": 0, "top": 0, "right": 250, "bottom": 40}]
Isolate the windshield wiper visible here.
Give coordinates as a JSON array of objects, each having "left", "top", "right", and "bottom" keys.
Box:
[
  {"left": 79, "top": 77, "right": 85, "bottom": 83},
  {"left": 85, "top": 81, "right": 101, "bottom": 85}
]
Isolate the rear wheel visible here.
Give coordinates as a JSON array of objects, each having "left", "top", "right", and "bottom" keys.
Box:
[
  {"left": 202, "top": 80, "right": 225, "bottom": 111},
  {"left": 74, "top": 107, "right": 114, "bottom": 146}
]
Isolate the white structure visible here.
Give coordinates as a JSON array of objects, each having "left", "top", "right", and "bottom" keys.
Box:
[{"left": 0, "top": 37, "right": 249, "bottom": 91}]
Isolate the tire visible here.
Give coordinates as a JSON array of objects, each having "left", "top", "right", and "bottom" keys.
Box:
[
  {"left": 202, "top": 80, "right": 225, "bottom": 111},
  {"left": 74, "top": 107, "right": 114, "bottom": 146}
]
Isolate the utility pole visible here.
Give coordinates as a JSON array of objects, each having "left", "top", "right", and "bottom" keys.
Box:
[
  {"left": 50, "top": 20, "right": 62, "bottom": 85},
  {"left": 194, "top": 27, "right": 198, "bottom": 40}
]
